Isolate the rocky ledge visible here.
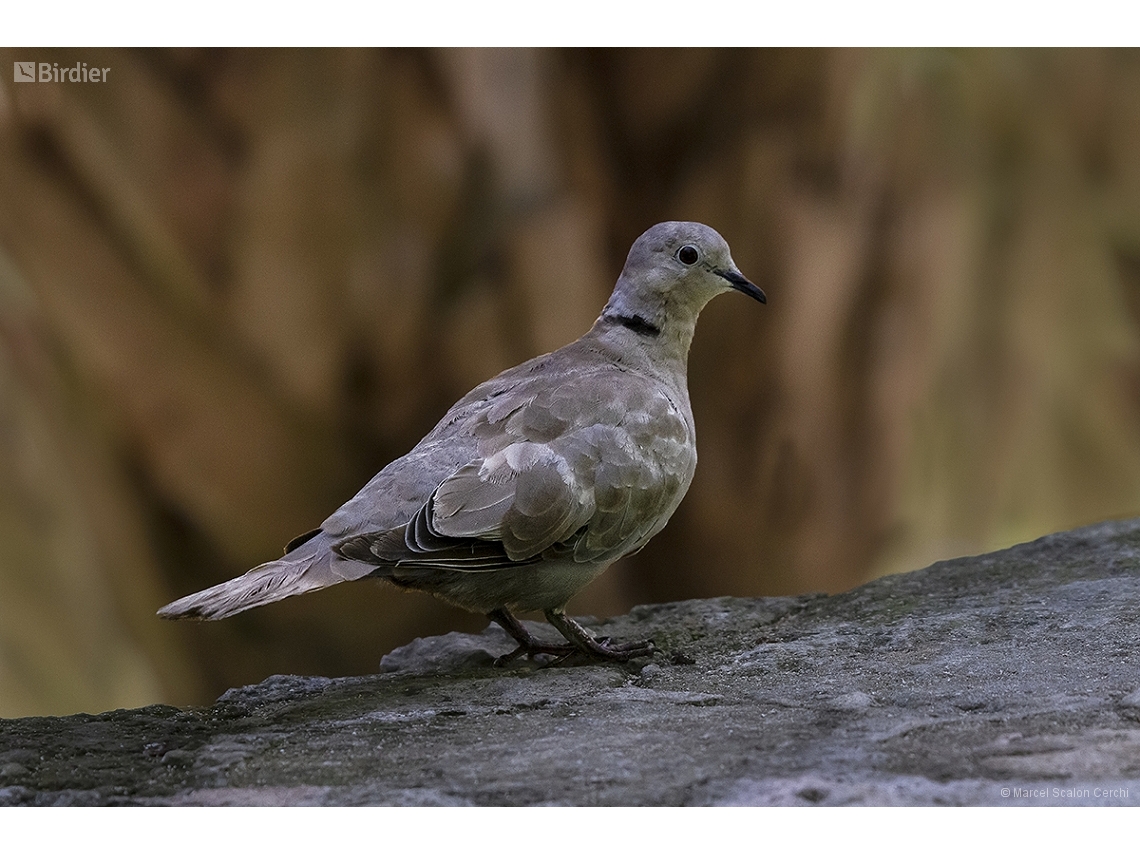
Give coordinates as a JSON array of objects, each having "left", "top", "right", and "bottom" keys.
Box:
[{"left": 3, "top": 519, "right": 1140, "bottom": 806}]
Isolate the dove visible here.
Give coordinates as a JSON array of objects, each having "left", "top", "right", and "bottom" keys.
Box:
[{"left": 159, "top": 221, "right": 765, "bottom": 664}]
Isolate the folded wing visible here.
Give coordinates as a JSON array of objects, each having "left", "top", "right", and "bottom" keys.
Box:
[{"left": 334, "top": 376, "right": 693, "bottom": 576}]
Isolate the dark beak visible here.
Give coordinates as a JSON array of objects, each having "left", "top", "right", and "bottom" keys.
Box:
[{"left": 716, "top": 268, "right": 766, "bottom": 304}]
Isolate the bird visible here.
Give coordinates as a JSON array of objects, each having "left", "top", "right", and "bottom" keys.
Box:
[{"left": 158, "top": 221, "right": 766, "bottom": 664}]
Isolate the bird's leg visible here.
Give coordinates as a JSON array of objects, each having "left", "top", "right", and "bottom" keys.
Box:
[
  {"left": 544, "top": 609, "right": 656, "bottom": 662},
  {"left": 487, "top": 608, "right": 577, "bottom": 666}
]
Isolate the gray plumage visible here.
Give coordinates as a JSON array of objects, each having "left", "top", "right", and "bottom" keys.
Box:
[{"left": 158, "top": 221, "right": 765, "bottom": 663}]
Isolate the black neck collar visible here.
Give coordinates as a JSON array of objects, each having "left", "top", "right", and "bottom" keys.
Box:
[{"left": 603, "top": 312, "right": 660, "bottom": 338}]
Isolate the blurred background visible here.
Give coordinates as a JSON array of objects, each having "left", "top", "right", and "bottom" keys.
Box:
[{"left": 2, "top": 47, "right": 1140, "bottom": 717}]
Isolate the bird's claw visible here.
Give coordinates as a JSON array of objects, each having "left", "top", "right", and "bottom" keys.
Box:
[
  {"left": 493, "top": 641, "right": 578, "bottom": 667},
  {"left": 488, "top": 608, "right": 656, "bottom": 667},
  {"left": 492, "top": 637, "right": 656, "bottom": 667}
]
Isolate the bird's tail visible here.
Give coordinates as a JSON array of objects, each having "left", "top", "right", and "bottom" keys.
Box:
[{"left": 157, "top": 539, "right": 364, "bottom": 621}]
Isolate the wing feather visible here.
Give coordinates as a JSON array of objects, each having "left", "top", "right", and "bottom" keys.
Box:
[{"left": 330, "top": 369, "right": 695, "bottom": 578}]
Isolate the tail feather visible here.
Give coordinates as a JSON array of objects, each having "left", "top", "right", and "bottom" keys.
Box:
[{"left": 157, "top": 545, "right": 366, "bottom": 621}]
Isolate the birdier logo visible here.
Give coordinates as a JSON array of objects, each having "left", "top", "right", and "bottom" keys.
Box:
[{"left": 13, "top": 61, "right": 109, "bottom": 83}]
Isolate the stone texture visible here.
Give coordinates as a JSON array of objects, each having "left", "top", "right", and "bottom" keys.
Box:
[{"left": 4, "top": 518, "right": 1140, "bottom": 806}]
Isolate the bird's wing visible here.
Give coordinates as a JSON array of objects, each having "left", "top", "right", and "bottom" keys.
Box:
[{"left": 333, "top": 365, "right": 694, "bottom": 574}]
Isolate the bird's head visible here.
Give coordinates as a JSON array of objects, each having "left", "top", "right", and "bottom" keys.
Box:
[{"left": 600, "top": 221, "right": 765, "bottom": 342}]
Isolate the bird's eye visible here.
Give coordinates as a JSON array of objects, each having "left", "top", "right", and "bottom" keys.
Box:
[{"left": 678, "top": 245, "right": 699, "bottom": 265}]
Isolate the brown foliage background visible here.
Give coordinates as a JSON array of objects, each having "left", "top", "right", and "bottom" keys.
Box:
[{"left": 2, "top": 48, "right": 1140, "bottom": 716}]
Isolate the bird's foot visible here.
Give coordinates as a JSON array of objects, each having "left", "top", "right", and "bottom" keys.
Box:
[
  {"left": 487, "top": 607, "right": 656, "bottom": 666},
  {"left": 492, "top": 640, "right": 579, "bottom": 667},
  {"left": 488, "top": 608, "right": 577, "bottom": 667},
  {"left": 545, "top": 610, "right": 656, "bottom": 663},
  {"left": 564, "top": 634, "right": 657, "bottom": 662}
]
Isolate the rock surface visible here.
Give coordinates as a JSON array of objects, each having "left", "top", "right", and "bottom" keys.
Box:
[{"left": 4, "top": 519, "right": 1140, "bottom": 806}]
